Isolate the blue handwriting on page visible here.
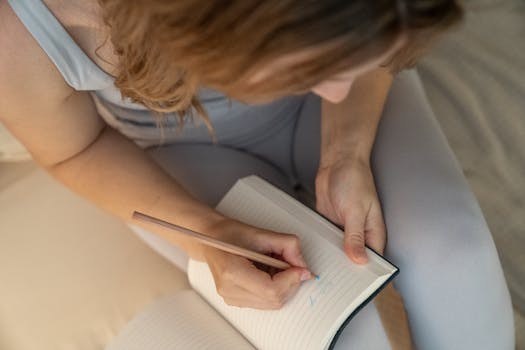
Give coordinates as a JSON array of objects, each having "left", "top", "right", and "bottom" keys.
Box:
[{"left": 308, "top": 279, "right": 335, "bottom": 307}]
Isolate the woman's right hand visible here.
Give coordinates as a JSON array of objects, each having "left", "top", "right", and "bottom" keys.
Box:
[{"left": 200, "top": 218, "right": 314, "bottom": 310}]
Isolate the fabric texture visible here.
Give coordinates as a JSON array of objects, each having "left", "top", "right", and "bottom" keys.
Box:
[
  {"left": 0, "top": 123, "right": 31, "bottom": 162},
  {"left": 417, "top": 0, "right": 525, "bottom": 318},
  {"left": 0, "top": 168, "right": 190, "bottom": 350}
]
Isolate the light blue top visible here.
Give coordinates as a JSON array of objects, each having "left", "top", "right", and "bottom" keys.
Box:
[{"left": 7, "top": 0, "right": 304, "bottom": 148}]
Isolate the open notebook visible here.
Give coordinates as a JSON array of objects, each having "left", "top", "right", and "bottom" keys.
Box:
[{"left": 108, "top": 176, "right": 398, "bottom": 350}]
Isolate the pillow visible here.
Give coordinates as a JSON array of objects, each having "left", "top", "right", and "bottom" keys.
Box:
[
  {"left": 0, "top": 168, "right": 189, "bottom": 349},
  {"left": 0, "top": 122, "right": 31, "bottom": 162}
]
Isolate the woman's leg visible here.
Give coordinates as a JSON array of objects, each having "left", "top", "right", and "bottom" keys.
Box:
[{"left": 293, "top": 70, "right": 515, "bottom": 349}]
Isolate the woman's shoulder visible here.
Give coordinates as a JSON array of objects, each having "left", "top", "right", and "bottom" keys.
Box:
[
  {"left": 0, "top": 0, "right": 73, "bottom": 100},
  {"left": 0, "top": 0, "right": 117, "bottom": 94},
  {"left": 0, "top": 1, "right": 106, "bottom": 168}
]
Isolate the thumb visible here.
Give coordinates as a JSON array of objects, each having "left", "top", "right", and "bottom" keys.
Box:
[
  {"left": 344, "top": 207, "right": 368, "bottom": 264},
  {"left": 364, "top": 201, "right": 386, "bottom": 255}
]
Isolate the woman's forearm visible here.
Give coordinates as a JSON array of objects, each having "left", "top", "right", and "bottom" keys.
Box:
[
  {"left": 47, "top": 125, "right": 224, "bottom": 260},
  {"left": 320, "top": 68, "right": 393, "bottom": 167}
]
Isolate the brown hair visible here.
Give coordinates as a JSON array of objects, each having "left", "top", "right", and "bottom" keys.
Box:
[{"left": 97, "top": 0, "right": 463, "bottom": 127}]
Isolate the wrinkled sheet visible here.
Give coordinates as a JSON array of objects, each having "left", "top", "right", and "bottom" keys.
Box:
[{"left": 417, "top": 0, "right": 525, "bottom": 331}]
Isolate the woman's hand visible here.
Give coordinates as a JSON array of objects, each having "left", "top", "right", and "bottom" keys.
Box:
[
  {"left": 315, "top": 156, "right": 386, "bottom": 264},
  {"left": 315, "top": 68, "right": 392, "bottom": 264},
  {"left": 200, "top": 218, "right": 314, "bottom": 310}
]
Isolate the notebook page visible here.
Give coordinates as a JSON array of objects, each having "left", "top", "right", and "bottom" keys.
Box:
[
  {"left": 188, "top": 176, "right": 397, "bottom": 350},
  {"left": 244, "top": 176, "right": 396, "bottom": 277},
  {"left": 107, "top": 290, "right": 255, "bottom": 350}
]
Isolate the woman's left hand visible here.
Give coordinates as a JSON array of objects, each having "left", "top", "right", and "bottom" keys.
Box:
[{"left": 315, "top": 155, "right": 386, "bottom": 264}]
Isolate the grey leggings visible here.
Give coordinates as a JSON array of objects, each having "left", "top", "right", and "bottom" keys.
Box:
[{"left": 129, "top": 70, "right": 514, "bottom": 349}]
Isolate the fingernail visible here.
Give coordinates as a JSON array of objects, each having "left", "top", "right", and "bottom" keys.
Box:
[
  {"left": 356, "top": 251, "right": 368, "bottom": 264},
  {"left": 300, "top": 270, "right": 312, "bottom": 281},
  {"left": 345, "top": 245, "right": 368, "bottom": 264}
]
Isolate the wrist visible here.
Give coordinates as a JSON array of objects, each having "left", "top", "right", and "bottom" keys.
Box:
[
  {"left": 134, "top": 193, "right": 227, "bottom": 261},
  {"left": 320, "top": 139, "right": 371, "bottom": 169}
]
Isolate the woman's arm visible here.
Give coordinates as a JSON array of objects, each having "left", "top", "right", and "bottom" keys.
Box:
[
  {"left": 316, "top": 67, "right": 393, "bottom": 263},
  {"left": 0, "top": 23, "right": 221, "bottom": 260},
  {"left": 0, "top": 22, "right": 312, "bottom": 309},
  {"left": 320, "top": 67, "right": 393, "bottom": 166},
  {"left": 0, "top": 87, "right": 223, "bottom": 262},
  {"left": 49, "top": 122, "right": 226, "bottom": 260}
]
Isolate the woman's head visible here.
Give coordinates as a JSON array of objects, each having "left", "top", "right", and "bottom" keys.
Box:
[{"left": 98, "top": 0, "right": 462, "bottom": 117}]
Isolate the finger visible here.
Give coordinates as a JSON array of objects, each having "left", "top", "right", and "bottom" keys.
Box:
[
  {"left": 270, "top": 266, "right": 310, "bottom": 303},
  {"left": 221, "top": 295, "right": 284, "bottom": 310},
  {"left": 211, "top": 248, "right": 311, "bottom": 309},
  {"left": 229, "top": 255, "right": 280, "bottom": 295},
  {"left": 207, "top": 249, "right": 272, "bottom": 296},
  {"left": 213, "top": 256, "right": 289, "bottom": 309},
  {"left": 219, "top": 281, "right": 277, "bottom": 308},
  {"left": 252, "top": 231, "right": 308, "bottom": 269},
  {"left": 231, "top": 258, "right": 310, "bottom": 307},
  {"left": 343, "top": 206, "right": 368, "bottom": 264},
  {"left": 364, "top": 201, "right": 387, "bottom": 255},
  {"left": 252, "top": 259, "right": 288, "bottom": 277},
  {"left": 237, "top": 262, "right": 311, "bottom": 305}
]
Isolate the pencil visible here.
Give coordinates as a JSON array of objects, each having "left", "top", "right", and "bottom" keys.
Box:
[{"left": 132, "top": 211, "right": 296, "bottom": 271}]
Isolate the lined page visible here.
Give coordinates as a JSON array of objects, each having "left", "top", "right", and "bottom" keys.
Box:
[
  {"left": 188, "top": 176, "right": 397, "bottom": 350},
  {"left": 107, "top": 290, "right": 255, "bottom": 350}
]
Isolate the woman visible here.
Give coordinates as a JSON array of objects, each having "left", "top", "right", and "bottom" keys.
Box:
[{"left": 0, "top": 0, "right": 514, "bottom": 348}]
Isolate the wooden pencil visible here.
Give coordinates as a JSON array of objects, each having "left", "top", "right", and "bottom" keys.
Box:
[{"left": 132, "top": 211, "right": 293, "bottom": 270}]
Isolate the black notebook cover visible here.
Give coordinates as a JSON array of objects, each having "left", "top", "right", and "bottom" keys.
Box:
[{"left": 328, "top": 246, "right": 400, "bottom": 349}]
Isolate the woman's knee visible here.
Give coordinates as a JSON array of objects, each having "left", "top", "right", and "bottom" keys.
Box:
[
  {"left": 387, "top": 197, "right": 514, "bottom": 348},
  {"left": 389, "top": 193, "right": 501, "bottom": 287}
]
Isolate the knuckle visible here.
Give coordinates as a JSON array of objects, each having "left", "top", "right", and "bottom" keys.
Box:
[{"left": 347, "top": 232, "right": 365, "bottom": 244}]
